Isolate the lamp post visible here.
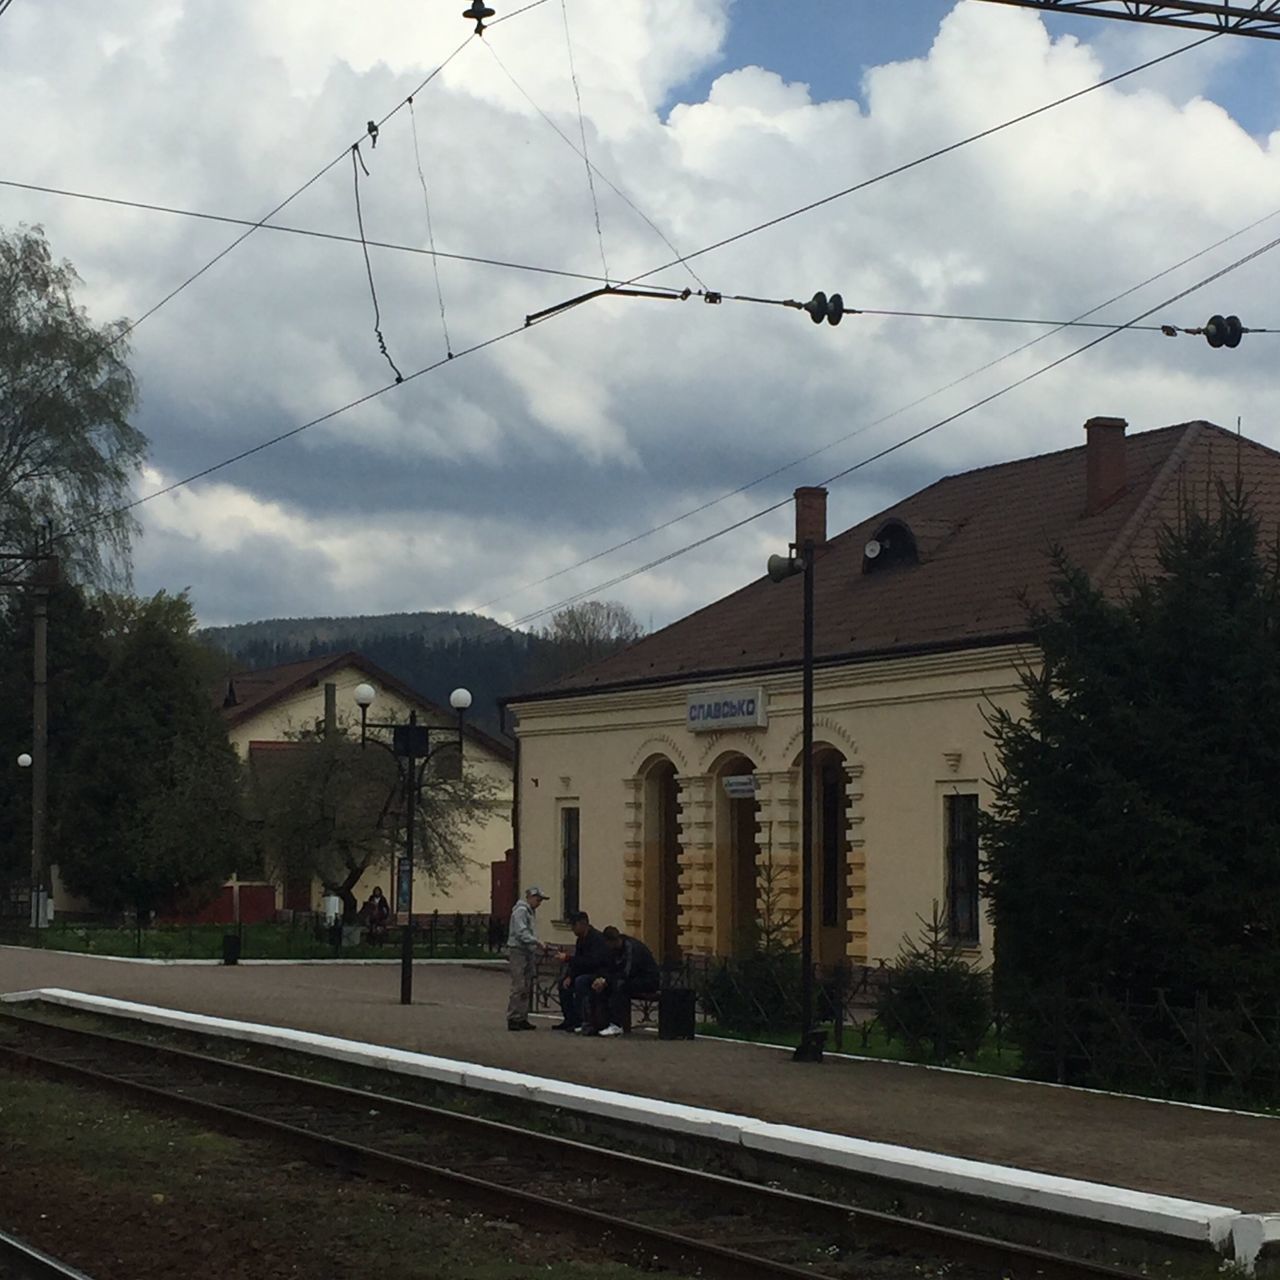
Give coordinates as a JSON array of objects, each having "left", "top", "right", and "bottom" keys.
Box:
[
  {"left": 353, "top": 682, "right": 472, "bottom": 1006},
  {"left": 767, "top": 540, "right": 825, "bottom": 1063}
]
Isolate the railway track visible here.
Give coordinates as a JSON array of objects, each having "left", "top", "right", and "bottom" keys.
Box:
[
  {"left": 0, "top": 1226, "right": 96, "bottom": 1279},
  {"left": 0, "top": 1010, "right": 1153, "bottom": 1280}
]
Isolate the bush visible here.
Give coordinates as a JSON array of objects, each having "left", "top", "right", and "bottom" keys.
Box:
[
  {"left": 876, "top": 906, "right": 991, "bottom": 1062},
  {"left": 699, "top": 952, "right": 803, "bottom": 1036}
]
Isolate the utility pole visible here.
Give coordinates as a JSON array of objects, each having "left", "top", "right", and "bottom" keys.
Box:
[
  {"left": 1, "top": 539, "right": 57, "bottom": 927},
  {"left": 31, "top": 562, "right": 50, "bottom": 927}
]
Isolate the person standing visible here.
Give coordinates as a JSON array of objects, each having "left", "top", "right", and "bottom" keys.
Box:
[{"left": 506, "top": 886, "right": 550, "bottom": 1031}]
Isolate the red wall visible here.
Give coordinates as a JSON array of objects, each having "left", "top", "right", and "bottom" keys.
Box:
[{"left": 165, "top": 883, "right": 277, "bottom": 925}]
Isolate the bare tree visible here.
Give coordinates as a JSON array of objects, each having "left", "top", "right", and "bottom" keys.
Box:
[
  {"left": 532, "top": 599, "right": 645, "bottom": 686},
  {"left": 252, "top": 726, "right": 497, "bottom": 922}
]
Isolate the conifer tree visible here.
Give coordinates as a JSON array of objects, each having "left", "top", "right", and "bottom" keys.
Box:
[{"left": 984, "top": 482, "right": 1280, "bottom": 1066}]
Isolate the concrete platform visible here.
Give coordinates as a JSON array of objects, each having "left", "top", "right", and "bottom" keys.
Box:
[{"left": 2, "top": 948, "right": 1276, "bottom": 1219}]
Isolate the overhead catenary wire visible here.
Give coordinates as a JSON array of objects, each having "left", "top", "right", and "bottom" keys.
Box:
[
  {"left": 0, "top": 178, "right": 695, "bottom": 293},
  {"left": 706, "top": 291, "right": 1277, "bottom": 336},
  {"left": 64, "top": 18, "right": 1232, "bottom": 593},
  {"left": 559, "top": 0, "right": 609, "bottom": 283},
  {"left": 473, "top": 201, "right": 1280, "bottom": 611},
  {"left": 1, "top": 6, "right": 556, "bottom": 468},
  {"left": 351, "top": 144, "right": 404, "bottom": 382},
  {"left": 482, "top": 35, "right": 709, "bottom": 291},
  {"left": 498, "top": 223, "right": 1280, "bottom": 632},
  {"left": 409, "top": 97, "right": 453, "bottom": 359}
]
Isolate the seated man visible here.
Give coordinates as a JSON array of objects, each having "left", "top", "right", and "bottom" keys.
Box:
[
  {"left": 553, "top": 910, "right": 611, "bottom": 1032},
  {"left": 592, "top": 926, "right": 661, "bottom": 1038}
]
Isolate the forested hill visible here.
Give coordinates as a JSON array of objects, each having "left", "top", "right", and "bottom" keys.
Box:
[
  {"left": 201, "top": 611, "right": 503, "bottom": 652},
  {"left": 199, "top": 611, "right": 553, "bottom": 733}
]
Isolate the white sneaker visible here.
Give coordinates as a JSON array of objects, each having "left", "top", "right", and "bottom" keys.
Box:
[{"left": 598, "top": 1023, "right": 624, "bottom": 1037}]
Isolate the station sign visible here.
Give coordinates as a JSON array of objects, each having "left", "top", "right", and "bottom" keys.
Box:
[
  {"left": 722, "top": 774, "right": 759, "bottom": 799},
  {"left": 686, "top": 685, "right": 767, "bottom": 733}
]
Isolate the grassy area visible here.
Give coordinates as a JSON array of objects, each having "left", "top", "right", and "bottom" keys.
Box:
[
  {"left": 2, "top": 921, "right": 500, "bottom": 962},
  {"left": 0, "top": 1069, "right": 694, "bottom": 1279},
  {"left": 698, "top": 1017, "right": 1025, "bottom": 1077}
]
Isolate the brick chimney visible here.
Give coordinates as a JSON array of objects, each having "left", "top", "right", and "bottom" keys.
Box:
[
  {"left": 794, "top": 486, "right": 828, "bottom": 549},
  {"left": 1084, "top": 416, "right": 1127, "bottom": 514}
]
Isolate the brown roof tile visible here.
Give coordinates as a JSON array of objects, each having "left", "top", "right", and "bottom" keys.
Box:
[{"left": 525, "top": 421, "right": 1280, "bottom": 698}]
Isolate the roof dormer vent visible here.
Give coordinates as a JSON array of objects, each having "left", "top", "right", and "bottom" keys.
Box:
[{"left": 862, "top": 519, "right": 918, "bottom": 573}]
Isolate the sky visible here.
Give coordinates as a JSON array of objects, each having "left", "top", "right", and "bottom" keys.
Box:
[{"left": 3, "top": 0, "right": 1280, "bottom": 633}]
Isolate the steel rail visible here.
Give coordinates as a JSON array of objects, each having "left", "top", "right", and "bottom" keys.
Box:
[
  {"left": 0, "top": 1227, "right": 97, "bottom": 1280},
  {"left": 0, "top": 1013, "right": 1160, "bottom": 1280}
]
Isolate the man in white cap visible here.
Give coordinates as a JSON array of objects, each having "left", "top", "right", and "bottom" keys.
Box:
[{"left": 506, "top": 886, "right": 550, "bottom": 1030}]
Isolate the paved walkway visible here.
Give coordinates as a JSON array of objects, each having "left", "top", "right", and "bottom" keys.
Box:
[{"left": 2, "top": 949, "right": 1276, "bottom": 1211}]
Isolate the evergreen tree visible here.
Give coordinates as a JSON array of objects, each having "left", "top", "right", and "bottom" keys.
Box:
[
  {"left": 54, "top": 591, "right": 244, "bottom": 917},
  {"left": 984, "top": 483, "right": 1280, "bottom": 1063}
]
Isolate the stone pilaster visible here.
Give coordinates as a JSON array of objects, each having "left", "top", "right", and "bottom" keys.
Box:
[
  {"left": 621, "top": 777, "right": 643, "bottom": 934},
  {"left": 676, "top": 773, "right": 716, "bottom": 954},
  {"left": 844, "top": 762, "right": 868, "bottom": 962}
]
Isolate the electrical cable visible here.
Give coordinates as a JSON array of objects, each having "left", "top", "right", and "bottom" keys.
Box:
[
  {"left": 483, "top": 39, "right": 709, "bottom": 289},
  {"left": 0, "top": 178, "right": 693, "bottom": 291},
  {"left": 498, "top": 222, "right": 1280, "bottom": 631},
  {"left": 559, "top": 0, "right": 609, "bottom": 282},
  {"left": 474, "top": 200, "right": 1280, "bottom": 611},
  {"left": 409, "top": 97, "right": 453, "bottom": 359},
  {"left": 351, "top": 144, "right": 404, "bottom": 383}
]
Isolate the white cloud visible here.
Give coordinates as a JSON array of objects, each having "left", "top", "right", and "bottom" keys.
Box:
[{"left": 5, "top": 0, "right": 1280, "bottom": 634}]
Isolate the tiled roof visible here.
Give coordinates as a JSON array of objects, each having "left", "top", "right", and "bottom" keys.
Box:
[
  {"left": 217, "top": 650, "right": 514, "bottom": 761},
  {"left": 524, "top": 421, "right": 1280, "bottom": 698}
]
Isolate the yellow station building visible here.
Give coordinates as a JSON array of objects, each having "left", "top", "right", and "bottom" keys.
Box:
[{"left": 507, "top": 417, "right": 1280, "bottom": 965}]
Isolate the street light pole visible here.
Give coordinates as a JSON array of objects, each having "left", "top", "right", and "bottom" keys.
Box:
[
  {"left": 353, "top": 683, "right": 471, "bottom": 1007},
  {"left": 766, "top": 538, "right": 824, "bottom": 1063},
  {"left": 31, "top": 569, "right": 49, "bottom": 929},
  {"left": 401, "top": 710, "right": 419, "bottom": 1007},
  {"left": 795, "top": 538, "right": 821, "bottom": 1061}
]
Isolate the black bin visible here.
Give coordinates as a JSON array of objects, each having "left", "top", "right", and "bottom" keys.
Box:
[
  {"left": 221, "top": 932, "right": 241, "bottom": 966},
  {"left": 658, "top": 988, "right": 696, "bottom": 1040}
]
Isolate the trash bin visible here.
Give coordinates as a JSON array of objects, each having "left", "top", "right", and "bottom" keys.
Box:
[
  {"left": 221, "top": 932, "right": 241, "bottom": 966},
  {"left": 658, "top": 988, "right": 696, "bottom": 1040}
]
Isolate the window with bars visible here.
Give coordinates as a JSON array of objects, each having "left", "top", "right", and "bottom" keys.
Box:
[
  {"left": 561, "top": 806, "right": 581, "bottom": 918},
  {"left": 945, "top": 793, "right": 980, "bottom": 946}
]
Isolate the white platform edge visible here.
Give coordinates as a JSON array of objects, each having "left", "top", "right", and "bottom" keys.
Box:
[
  {"left": 0, "top": 946, "right": 504, "bottom": 968},
  {"left": 0, "top": 988, "right": 1251, "bottom": 1259}
]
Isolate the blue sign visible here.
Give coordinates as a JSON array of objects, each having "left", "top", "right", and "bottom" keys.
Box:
[{"left": 686, "top": 686, "right": 767, "bottom": 732}]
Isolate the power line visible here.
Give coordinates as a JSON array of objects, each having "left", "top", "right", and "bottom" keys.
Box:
[
  {"left": 559, "top": 0, "right": 609, "bottom": 283},
  {"left": 482, "top": 39, "right": 708, "bottom": 290},
  {"left": 475, "top": 193, "right": 1280, "bottom": 614},
  {"left": 351, "top": 144, "right": 404, "bottom": 383},
  {"left": 500, "top": 222, "right": 1280, "bottom": 631},
  {"left": 63, "top": 16, "right": 1230, "bottom": 588},
  {"left": 408, "top": 97, "right": 453, "bottom": 359},
  {"left": 0, "top": 178, "right": 691, "bottom": 291}
]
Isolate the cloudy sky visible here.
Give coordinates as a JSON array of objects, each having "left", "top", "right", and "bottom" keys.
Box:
[{"left": 4, "top": 0, "right": 1280, "bottom": 631}]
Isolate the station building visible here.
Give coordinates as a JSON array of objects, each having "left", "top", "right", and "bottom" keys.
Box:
[{"left": 507, "top": 417, "right": 1280, "bottom": 965}]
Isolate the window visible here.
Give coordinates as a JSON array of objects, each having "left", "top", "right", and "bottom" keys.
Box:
[
  {"left": 561, "top": 806, "right": 581, "bottom": 918},
  {"left": 945, "top": 794, "right": 980, "bottom": 945}
]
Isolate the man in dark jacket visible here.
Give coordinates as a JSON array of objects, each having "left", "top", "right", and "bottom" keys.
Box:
[
  {"left": 552, "top": 911, "right": 611, "bottom": 1032},
  {"left": 593, "top": 926, "right": 661, "bottom": 1037}
]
